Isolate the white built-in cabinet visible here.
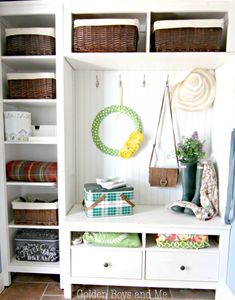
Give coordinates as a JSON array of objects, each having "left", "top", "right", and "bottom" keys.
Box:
[{"left": 0, "top": 1, "right": 235, "bottom": 299}]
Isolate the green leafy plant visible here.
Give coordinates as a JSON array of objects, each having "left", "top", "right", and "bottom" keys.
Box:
[{"left": 176, "top": 131, "right": 205, "bottom": 163}]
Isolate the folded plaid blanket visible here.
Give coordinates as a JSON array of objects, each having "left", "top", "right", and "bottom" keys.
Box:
[{"left": 6, "top": 160, "right": 57, "bottom": 182}]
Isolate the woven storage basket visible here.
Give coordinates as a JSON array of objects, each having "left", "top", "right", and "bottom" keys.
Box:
[
  {"left": 153, "top": 19, "right": 224, "bottom": 52},
  {"left": 7, "top": 73, "right": 56, "bottom": 99},
  {"left": 73, "top": 18, "right": 139, "bottom": 52},
  {"left": 6, "top": 28, "right": 55, "bottom": 55},
  {"left": 12, "top": 195, "right": 58, "bottom": 225}
]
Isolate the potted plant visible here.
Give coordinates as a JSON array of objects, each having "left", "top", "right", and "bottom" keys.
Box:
[{"left": 171, "top": 131, "right": 205, "bottom": 214}]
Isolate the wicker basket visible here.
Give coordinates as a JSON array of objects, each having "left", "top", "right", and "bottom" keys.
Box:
[
  {"left": 12, "top": 196, "right": 58, "bottom": 225},
  {"left": 7, "top": 73, "right": 56, "bottom": 99},
  {"left": 6, "top": 28, "right": 55, "bottom": 55},
  {"left": 73, "top": 18, "right": 139, "bottom": 52},
  {"left": 153, "top": 19, "right": 224, "bottom": 52}
]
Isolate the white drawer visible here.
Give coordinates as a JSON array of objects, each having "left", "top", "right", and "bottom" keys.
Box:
[
  {"left": 146, "top": 251, "right": 219, "bottom": 282},
  {"left": 71, "top": 246, "right": 142, "bottom": 279}
]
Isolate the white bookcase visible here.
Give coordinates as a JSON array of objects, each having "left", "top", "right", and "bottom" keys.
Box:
[
  {"left": 0, "top": 1, "right": 235, "bottom": 299},
  {"left": 0, "top": 0, "right": 64, "bottom": 287}
]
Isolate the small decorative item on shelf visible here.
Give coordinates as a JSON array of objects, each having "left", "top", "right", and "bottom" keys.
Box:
[
  {"left": 83, "top": 183, "right": 134, "bottom": 218},
  {"left": 15, "top": 229, "right": 59, "bottom": 262},
  {"left": 6, "top": 160, "right": 57, "bottom": 182},
  {"left": 171, "top": 131, "right": 205, "bottom": 214},
  {"left": 91, "top": 105, "right": 144, "bottom": 159},
  {"left": 7, "top": 73, "right": 56, "bottom": 99},
  {"left": 155, "top": 233, "right": 210, "bottom": 249},
  {"left": 4, "top": 111, "right": 31, "bottom": 142},
  {"left": 12, "top": 193, "right": 58, "bottom": 225},
  {"left": 73, "top": 18, "right": 139, "bottom": 52},
  {"left": 153, "top": 19, "right": 224, "bottom": 52},
  {"left": 29, "top": 125, "right": 57, "bottom": 142},
  {"left": 82, "top": 232, "right": 141, "bottom": 248},
  {"left": 6, "top": 27, "right": 55, "bottom": 55}
]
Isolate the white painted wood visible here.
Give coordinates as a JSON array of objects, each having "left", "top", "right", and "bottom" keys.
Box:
[
  {"left": 65, "top": 53, "right": 235, "bottom": 71},
  {"left": 75, "top": 70, "right": 212, "bottom": 207},
  {"left": 8, "top": 222, "right": 59, "bottom": 230},
  {"left": 6, "top": 182, "right": 57, "bottom": 187},
  {"left": 71, "top": 246, "right": 142, "bottom": 279},
  {"left": 65, "top": 204, "right": 230, "bottom": 233},
  {"left": 3, "top": 100, "right": 57, "bottom": 107},
  {"left": 146, "top": 251, "right": 219, "bottom": 281},
  {"left": 0, "top": 273, "right": 3, "bottom": 294},
  {"left": 1, "top": 56, "right": 55, "bottom": 72},
  {"left": 8, "top": 258, "right": 60, "bottom": 274},
  {"left": 216, "top": 283, "right": 235, "bottom": 300}
]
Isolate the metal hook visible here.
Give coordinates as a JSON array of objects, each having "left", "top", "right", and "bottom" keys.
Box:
[
  {"left": 96, "top": 75, "right": 99, "bottom": 88},
  {"left": 143, "top": 74, "right": 146, "bottom": 87},
  {"left": 119, "top": 75, "right": 122, "bottom": 88},
  {"left": 166, "top": 74, "right": 169, "bottom": 87}
]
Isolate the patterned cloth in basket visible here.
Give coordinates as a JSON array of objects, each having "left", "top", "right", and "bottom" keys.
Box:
[
  {"left": 155, "top": 233, "right": 210, "bottom": 249},
  {"left": 84, "top": 183, "right": 134, "bottom": 217},
  {"left": 6, "top": 160, "right": 57, "bottom": 182}
]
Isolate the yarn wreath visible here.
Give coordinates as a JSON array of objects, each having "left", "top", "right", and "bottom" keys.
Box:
[{"left": 91, "top": 105, "right": 143, "bottom": 158}]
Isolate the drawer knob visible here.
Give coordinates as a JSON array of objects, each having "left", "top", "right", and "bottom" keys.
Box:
[
  {"left": 180, "top": 265, "right": 185, "bottom": 271},
  {"left": 103, "top": 262, "right": 109, "bottom": 268}
]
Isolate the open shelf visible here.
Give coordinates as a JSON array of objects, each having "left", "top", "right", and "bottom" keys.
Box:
[
  {"left": 6, "top": 182, "right": 57, "bottom": 187},
  {"left": 9, "top": 257, "right": 60, "bottom": 274},
  {"left": 65, "top": 204, "right": 230, "bottom": 233},
  {"left": 1, "top": 56, "right": 56, "bottom": 71},
  {"left": 3, "top": 99, "right": 57, "bottom": 107},
  {"left": 65, "top": 52, "right": 234, "bottom": 70},
  {"left": 8, "top": 221, "right": 59, "bottom": 230},
  {"left": 5, "top": 138, "right": 57, "bottom": 145}
]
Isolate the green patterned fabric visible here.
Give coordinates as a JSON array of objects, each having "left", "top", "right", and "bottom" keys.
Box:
[
  {"left": 156, "top": 240, "right": 210, "bottom": 249},
  {"left": 82, "top": 232, "right": 141, "bottom": 248},
  {"left": 84, "top": 183, "right": 134, "bottom": 218},
  {"left": 91, "top": 105, "right": 142, "bottom": 156}
]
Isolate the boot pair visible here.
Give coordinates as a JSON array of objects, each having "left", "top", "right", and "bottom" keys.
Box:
[{"left": 171, "top": 162, "right": 203, "bottom": 215}]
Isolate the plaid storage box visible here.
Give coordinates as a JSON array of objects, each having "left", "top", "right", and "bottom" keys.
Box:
[
  {"left": 6, "top": 27, "right": 55, "bottom": 56},
  {"left": 7, "top": 73, "right": 56, "bottom": 99},
  {"left": 73, "top": 18, "right": 139, "bottom": 52},
  {"left": 15, "top": 229, "right": 59, "bottom": 262},
  {"left": 6, "top": 160, "right": 57, "bottom": 182},
  {"left": 84, "top": 183, "right": 134, "bottom": 217},
  {"left": 153, "top": 19, "right": 224, "bottom": 52}
]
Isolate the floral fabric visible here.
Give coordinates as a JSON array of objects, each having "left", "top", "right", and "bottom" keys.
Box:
[{"left": 155, "top": 233, "right": 210, "bottom": 249}]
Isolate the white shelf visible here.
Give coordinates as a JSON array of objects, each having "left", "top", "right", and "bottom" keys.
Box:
[
  {"left": 65, "top": 204, "right": 230, "bottom": 234},
  {"left": 5, "top": 139, "right": 57, "bottom": 145},
  {"left": 3, "top": 99, "right": 57, "bottom": 107},
  {"left": 9, "top": 221, "right": 59, "bottom": 229},
  {"left": 9, "top": 257, "right": 60, "bottom": 274},
  {"left": 6, "top": 181, "right": 57, "bottom": 187},
  {"left": 65, "top": 52, "right": 235, "bottom": 70},
  {"left": 1, "top": 56, "right": 56, "bottom": 71}
]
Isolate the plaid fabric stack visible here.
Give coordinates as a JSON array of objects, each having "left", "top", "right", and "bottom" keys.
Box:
[
  {"left": 6, "top": 160, "right": 57, "bottom": 182},
  {"left": 84, "top": 183, "right": 134, "bottom": 217}
]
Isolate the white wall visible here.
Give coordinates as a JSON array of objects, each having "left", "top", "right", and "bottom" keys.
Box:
[{"left": 75, "top": 70, "right": 213, "bottom": 207}]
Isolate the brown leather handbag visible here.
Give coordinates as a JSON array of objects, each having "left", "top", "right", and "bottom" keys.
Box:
[{"left": 149, "top": 78, "right": 179, "bottom": 187}]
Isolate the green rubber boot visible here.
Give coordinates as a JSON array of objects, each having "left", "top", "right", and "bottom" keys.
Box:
[
  {"left": 171, "top": 162, "right": 197, "bottom": 213},
  {"left": 184, "top": 163, "right": 203, "bottom": 215}
]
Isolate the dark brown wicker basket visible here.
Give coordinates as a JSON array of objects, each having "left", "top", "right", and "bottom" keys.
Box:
[
  {"left": 6, "top": 35, "right": 55, "bottom": 55},
  {"left": 8, "top": 78, "right": 56, "bottom": 99},
  {"left": 13, "top": 209, "right": 58, "bottom": 225},
  {"left": 73, "top": 25, "right": 138, "bottom": 52},
  {"left": 154, "top": 27, "right": 222, "bottom": 52}
]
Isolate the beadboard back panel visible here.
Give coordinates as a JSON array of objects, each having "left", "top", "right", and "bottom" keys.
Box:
[{"left": 75, "top": 70, "right": 213, "bottom": 206}]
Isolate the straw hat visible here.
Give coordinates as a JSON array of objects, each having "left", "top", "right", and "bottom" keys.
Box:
[{"left": 172, "top": 69, "right": 216, "bottom": 112}]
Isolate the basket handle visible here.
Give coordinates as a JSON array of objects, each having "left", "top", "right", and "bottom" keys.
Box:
[
  {"left": 119, "top": 193, "right": 135, "bottom": 207},
  {"left": 84, "top": 195, "right": 106, "bottom": 211}
]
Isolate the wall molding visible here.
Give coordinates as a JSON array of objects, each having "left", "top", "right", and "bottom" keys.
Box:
[{"left": 0, "top": 273, "right": 4, "bottom": 294}]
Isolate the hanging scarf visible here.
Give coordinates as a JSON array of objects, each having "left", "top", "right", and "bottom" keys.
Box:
[{"left": 170, "top": 160, "right": 219, "bottom": 220}]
